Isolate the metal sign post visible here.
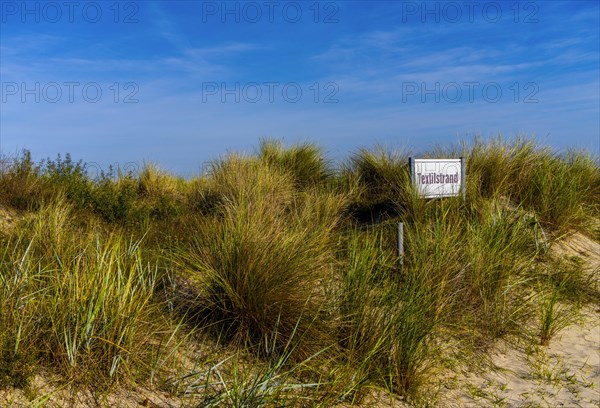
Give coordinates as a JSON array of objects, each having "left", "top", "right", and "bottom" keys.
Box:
[
  {"left": 460, "top": 156, "right": 466, "bottom": 200},
  {"left": 397, "top": 222, "right": 404, "bottom": 266}
]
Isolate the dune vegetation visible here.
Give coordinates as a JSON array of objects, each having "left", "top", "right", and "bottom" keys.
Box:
[{"left": 0, "top": 137, "right": 598, "bottom": 406}]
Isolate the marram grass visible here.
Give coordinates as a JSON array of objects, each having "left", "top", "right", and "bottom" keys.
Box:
[{"left": 0, "top": 136, "right": 598, "bottom": 405}]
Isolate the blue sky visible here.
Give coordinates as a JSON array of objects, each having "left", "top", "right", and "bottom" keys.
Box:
[{"left": 1, "top": 0, "right": 598, "bottom": 175}]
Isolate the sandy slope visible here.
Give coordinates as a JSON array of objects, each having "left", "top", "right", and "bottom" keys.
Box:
[
  {"left": 440, "top": 305, "right": 599, "bottom": 407},
  {"left": 438, "top": 232, "right": 600, "bottom": 408}
]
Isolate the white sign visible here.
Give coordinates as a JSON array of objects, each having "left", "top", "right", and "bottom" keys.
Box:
[{"left": 410, "top": 158, "right": 465, "bottom": 198}]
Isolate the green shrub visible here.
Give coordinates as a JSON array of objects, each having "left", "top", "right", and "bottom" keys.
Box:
[
  {"left": 0, "top": 150, "right": 46, "bottom": 210},
  {"left": 42, "top": 153, "right": 93, "bottom": 209},
  {"left": 91, "top": 172, "right": 144, "bottom": 224}
]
